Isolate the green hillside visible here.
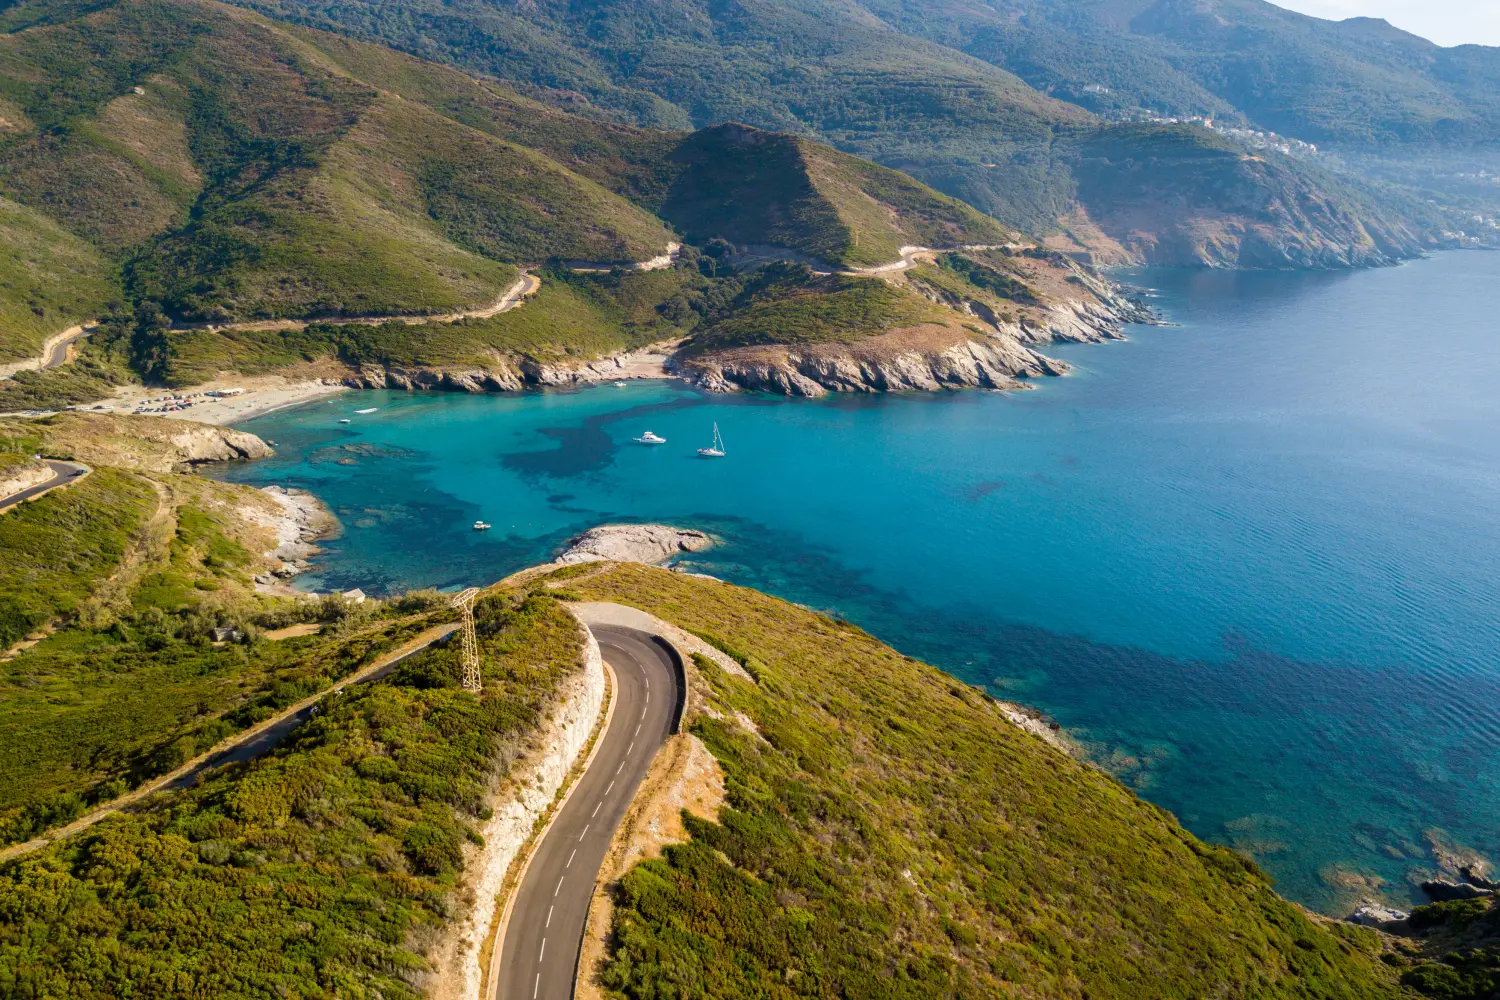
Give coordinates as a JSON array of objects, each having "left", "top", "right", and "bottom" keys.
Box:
[
  {"left": 679, "top": 262, "right": 949, "bottom": 354},
  {"left": 0, "top": 0, "right": 676, "bottom": 329},
  {"left": 0, "top": 197, "right": 116, "bottom": 363},
  {"left": 561, "top": 562, "right": 1405, "bottom": 999},
  {"left": 225, "top": 0, "right": 1465, "bottom": 256},
  {"left": 157, "top": 265, "right": 717, "bottom": 384},
  {"left": 0, "top": 588, "right": 580, "bottom": 998},
  {"left": 0, "top": 0, "right": 1031, "bottom": 385}
]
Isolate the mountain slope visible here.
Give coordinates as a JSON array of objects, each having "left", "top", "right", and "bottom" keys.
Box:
[
  {"left": 0, "top": 0, "right": 680, "bottom": 333},
  {"left": 0, "top": 0, "right": 1029, "bottom": 362},
  {"left": 224, "top": 0, "right": 1448, "bottom": 264}
]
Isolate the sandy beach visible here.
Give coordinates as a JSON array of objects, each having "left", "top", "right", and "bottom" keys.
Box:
[{"left": 88, "top": 374, "right": 348, "bottom": 426}]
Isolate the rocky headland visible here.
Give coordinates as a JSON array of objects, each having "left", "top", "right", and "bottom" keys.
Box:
[
  {"left": 14, "top": 412, "right": 274, "bottom": 473},
  {"left": 672, "top": 332, "right": 1067, "bottom": 396},
  {"left": 328, "top": 252, "right": 1155, "bottom": 399},
  {"left": 558, "top": 525, "right": 715, "bottom": 565}
]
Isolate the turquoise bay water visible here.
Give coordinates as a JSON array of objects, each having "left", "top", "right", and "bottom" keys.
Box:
[{"left": 217, "top": 251, "right": 1500, "bottom": 912}]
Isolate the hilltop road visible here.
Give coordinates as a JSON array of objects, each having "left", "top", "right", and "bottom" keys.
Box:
[{"left": 491, "top": 625, "right": 680, "bottom": 1000}]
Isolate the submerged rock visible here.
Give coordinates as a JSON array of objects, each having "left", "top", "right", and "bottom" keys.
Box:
[
  {"left": 558, "top": 524, "right": 714, "bottom": 565},
  {"left": 1421, "top": 879, "right": 1496, "bottom": 902},
  {"left": 1348, "top": 903, "right": 1410, "bottom": 928}
]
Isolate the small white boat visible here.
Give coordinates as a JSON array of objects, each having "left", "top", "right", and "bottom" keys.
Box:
[
  {"left": 614, "top": 381, "right": 627, "bottom": 387},
  {"left": 473, "top": 521, "right": 491, "bottom": 531},
  {"left": 634, "top": 431, "right": 666, "bottom": 445},
  {"left": 697, "top": 422, "right": 726, "bottom": 458},
  {"left": 355, "top": 407, "right": 378, "bottom": 414},
  {"left": 339, "top": 418, "right": 351, "bottom": 424}
]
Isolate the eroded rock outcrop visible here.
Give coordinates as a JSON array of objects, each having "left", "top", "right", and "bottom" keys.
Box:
[
  {"left": 1348, "top": 902, "right": 1410, "bottom": 928},
  {"left": 341, "top": 345, "right": 671, "bottom": 394},
  {"left": 558, "top": 525, "right": 714, "bottom": 565},
  {"left": 675, "top": 331, "right": 1067, "bottom": 397},
  {"left": 168, "top": 425, "right": 273, "bottom": 464},
  {"left": 1421, "top": 879, "right": 1496, "bottom": 902}
]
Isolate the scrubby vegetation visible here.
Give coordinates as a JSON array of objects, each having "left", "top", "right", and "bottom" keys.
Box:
[
  {"left": 934, "top": 251, "right": 1038, "bottom": 304},
  {"left": 659, "top": 125, "right": 1012, "bottom": 269},
  {"left": 0, "top": 589, "right": 584, "bottom": 997},
  {"left": 566, "top": 563, "right": 1404, "bottom": 999},
  {"left": 1398, "top": 898, "right": 1500, "bottom": 1000},
  {"left": 0, "top": 468, "right": 156, "bottom": 649},
  {"left": 0, "top": 312, "right": 143, "bottom": 412},
  {"left": 0, "top": 197, "right": 117, "bottom": 362},
  {"left": 680, "top": 263, "right": 947, "bottom": 354},
  {"left": 0, "top": 411, "right": 453, "bottom": 847}
]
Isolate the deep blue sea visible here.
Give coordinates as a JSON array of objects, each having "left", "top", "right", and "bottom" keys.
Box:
[{"left": 216, "top": 251, "right": 1500, "bottom": 913}]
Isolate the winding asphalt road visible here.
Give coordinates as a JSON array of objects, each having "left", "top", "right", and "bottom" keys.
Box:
[
  {"left": 40, "top": 327, "right": 89, "bottom": 370},
  {"left": 0, "top": 460, "right": 88, "bottom": 512},
  {"left": 493, "top": 625, "right": 680, "bottom": 1000}
]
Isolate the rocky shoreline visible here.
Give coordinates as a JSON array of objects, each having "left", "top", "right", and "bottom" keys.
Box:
[
  {"left": 245, "top": 485, "right": 340, "bottom": 592},
  {"left": 672, "top": 335, "right": 1068, "bottom": 396},
  {"left": 337, "top": 257, "right": 1155, "bottom": 399}
]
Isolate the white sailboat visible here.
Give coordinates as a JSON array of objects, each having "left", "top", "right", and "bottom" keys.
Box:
[
  {"left": 697, "top": 423, "right": 726, "bottom": 458},
  {"left": 634, "top": 431, "right": 666, "bottom": 445}
]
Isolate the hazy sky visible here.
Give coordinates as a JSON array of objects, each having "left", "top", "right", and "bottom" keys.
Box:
[{"left": 1272, "top": 0, "right": 1500, "bottom": 46}]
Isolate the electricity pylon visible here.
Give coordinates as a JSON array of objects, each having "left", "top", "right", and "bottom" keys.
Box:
[{"left": 451, "top": 587, "right": 482, "bottom": 693}]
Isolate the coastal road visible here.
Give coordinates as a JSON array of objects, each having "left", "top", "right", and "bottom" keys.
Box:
[
  {"left": 0, "top": 460, "right": 88, "bottom": 512},
  {"left": 40, "top": 326, "right": 89, "bottom": 370},
  {"left": 493, "top": 626, "right": 680, "bottom": 1000}
]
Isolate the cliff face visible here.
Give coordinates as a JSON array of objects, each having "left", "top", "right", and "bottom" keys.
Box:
[{"left": 672, "top": 331, "right": 1065, "bottom": 396}]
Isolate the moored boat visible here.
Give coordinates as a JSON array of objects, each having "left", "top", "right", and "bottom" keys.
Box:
[{"left": 697, "top": 422, "right": 726, "bottom": 458}]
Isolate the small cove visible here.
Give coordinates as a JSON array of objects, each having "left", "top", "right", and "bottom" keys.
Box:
[{"left": 215, "top": 250, "right": 1500, "bottom": 913}]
